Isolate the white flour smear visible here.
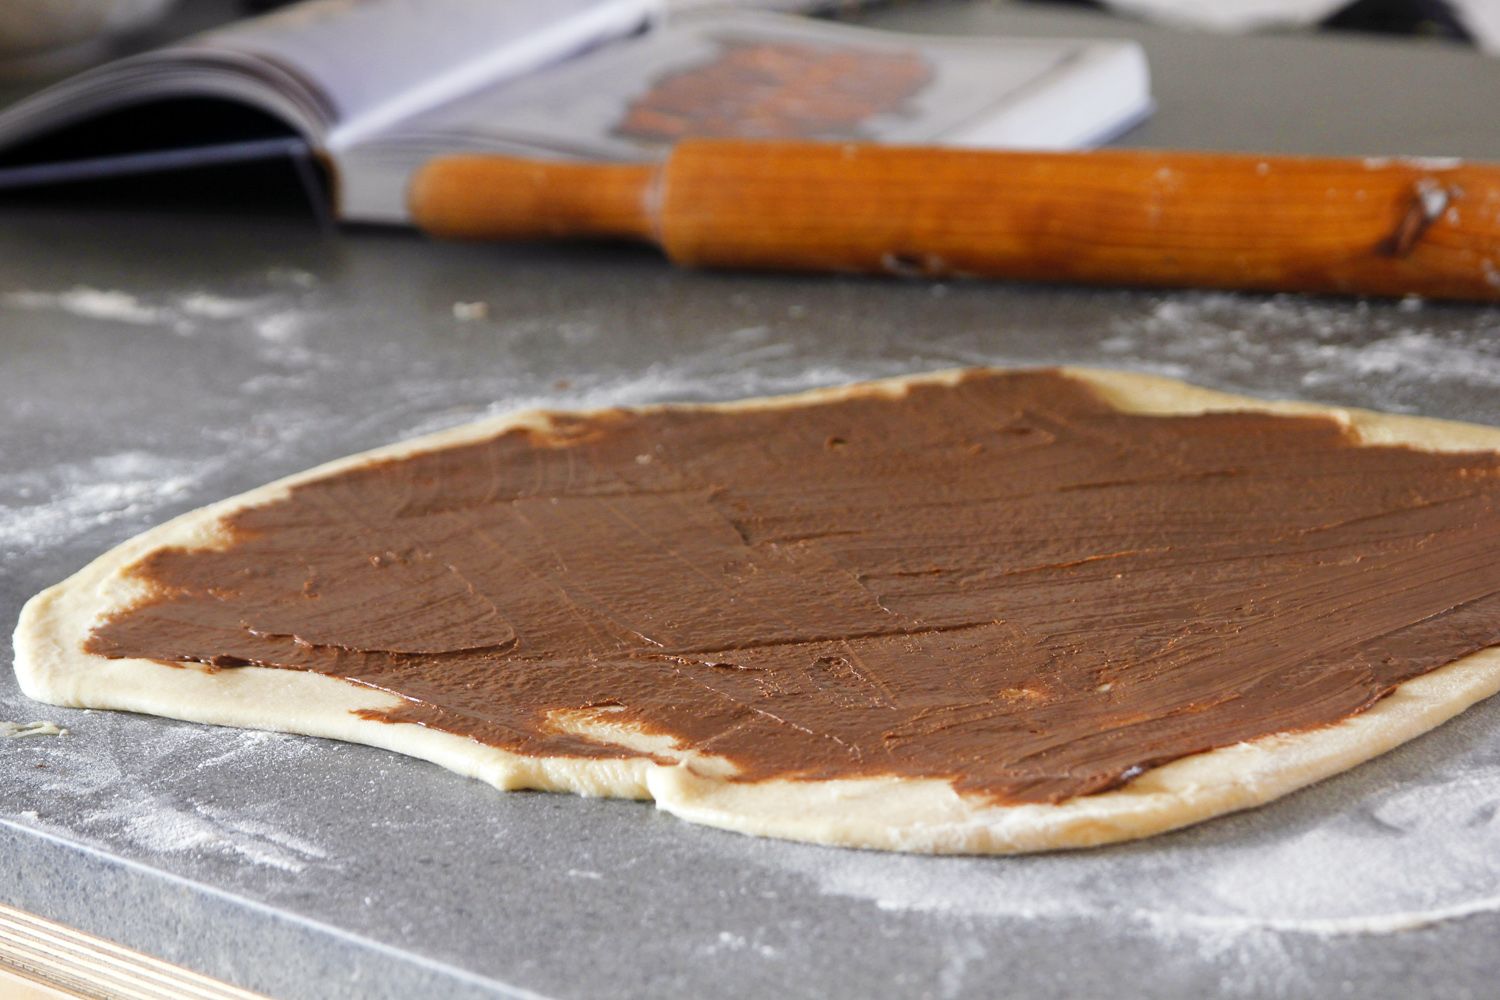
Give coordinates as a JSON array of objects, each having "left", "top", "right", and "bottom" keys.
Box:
[
  {"left": 19, "top": 722, "right": 336, "bottom": 875},
  {"left": 0, "top": 452, "right": 214, "bottom": 563},
  {"left": 1100, "top": 293, "right": 1500, "bottom": 401},
  {"left": 5, "top": 287, "right": 166, "bottom": 326},
  {"left": 0, "top": 721, "right": 65, "bottom": 738},
  {"left": 0, "top": 279, "right": 333, "bottom": 567},
  {"left": 393, "top": 325, "right": 892, "bottom": 442},
  {"left": 3, "top": 282, "right": 324, "bottom": 354},
  {"left": 5, "top": 285, "right": 298, "bottom": 336},
  {"left": 734, "top": 697, "right": 1500, "bottom": 947}
]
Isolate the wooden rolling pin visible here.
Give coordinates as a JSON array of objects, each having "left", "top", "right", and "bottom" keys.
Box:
[{"left": 409, "top": 140, "right": 1500, "bottom": 301}]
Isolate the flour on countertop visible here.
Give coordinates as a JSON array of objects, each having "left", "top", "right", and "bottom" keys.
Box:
[
  {"left": 0, "top": 279, "right": 334, "bottom": 564},
  {"left": 176, "top": 292, "right": 268, "bottom": 320},
  {"left": 1100, "top": 293, "right": 1500, "bottom": 402},
  {"left": 102, "top": 797, "right": 326, "bottom": 873},
  {"left": 735, "top": 698, "right": 1500, "bottom": 944},
  {"left": 254, "top": 310, "right": 308, "bottom": 344},
  {"left": 4, "top": 283, "right": 322, "bottom": 342},
  {"left": 394, "top": 325, "right": 887, "bottom": 442},
  {"left": 705, "top": 930, "right": 779, "bottom": 960},
  {"left": 5, "top": 287, "right": 166, "bottom": 326},
  {"left": 1, "top": 721, "right": 66, "bottom": 738},
  {"left": 14, "top": 718, "right": 336, "bottom": 874},
  {"left": 0, "top": 452, "right": 217, "bottom": 563}
]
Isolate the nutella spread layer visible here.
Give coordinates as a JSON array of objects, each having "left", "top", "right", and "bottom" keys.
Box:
[{"left": 83, "top": 370, "right": 1500, "bottom": 805}]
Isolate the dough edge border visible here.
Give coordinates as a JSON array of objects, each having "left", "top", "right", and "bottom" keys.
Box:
[{"left": 13, "top": 365, "right": 1500, "bottom": 855}]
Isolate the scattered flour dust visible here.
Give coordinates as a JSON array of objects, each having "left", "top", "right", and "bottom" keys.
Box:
[
  {"left": 106, "top": 797, "right": 330, "bottom": 874},
  {"left": 28, "top": 724, "right": 334, "bottom": 874},
  {"left": 1, "top": 721, "right": 66, "bottom": 738},
  {"left": 3, "top": 282, "right": 320, "bottom": 345},
  {"left": 1099, "top": 293, "right": 1500, "bottom": 398},
  {"left": 0, "top": 451, "right": 215, "bottom": 561},
  {"left": 175, "top": 292, "right": 266, "bottom": 320},
  {"left": 745, "top": 712, "right": 1500, "bottom": 947},
  {"left": 705, "top": 930, "right": 779, "bottom": 960},
  {"left": 5, "top": 287, "right": 164, "bottom": 325},
  {"left": 394, "top": 324, "right": 884, "bottom": 442},
  {"left": 0, "top": 277, "right": 327, "bottom": 562},
  {"left": 252, "top": 310, "right": 307, "bottom": 344}
]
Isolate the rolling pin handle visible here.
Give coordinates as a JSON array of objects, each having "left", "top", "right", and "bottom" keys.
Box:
[{"left": 409, "top": 156, "right": 659, "bottom": 242}]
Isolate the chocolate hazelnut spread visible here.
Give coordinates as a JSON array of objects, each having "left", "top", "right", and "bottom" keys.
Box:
[{"left": 84, "top": 370, "right": 1500, "bottom": 805}]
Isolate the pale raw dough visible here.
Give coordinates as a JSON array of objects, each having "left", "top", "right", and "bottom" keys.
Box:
[{"left": 13, "top": 367, "right": 1500, "bottom": 854}]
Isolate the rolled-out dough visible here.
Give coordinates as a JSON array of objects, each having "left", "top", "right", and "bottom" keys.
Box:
[{"left": 13, "top": 367, "right": 1500, "bottom": 854}]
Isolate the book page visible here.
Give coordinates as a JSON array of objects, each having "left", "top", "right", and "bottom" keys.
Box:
[
  {"left": 195, "top": 0, "right": 656, "bottom": 146},
  {"left": 356, "top": 12, "right": 1086, "bottom": 161}
]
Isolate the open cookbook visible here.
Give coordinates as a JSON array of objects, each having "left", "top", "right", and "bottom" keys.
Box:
[{"left": 0, "top": 0, "right": 1152, "bottom": 223}]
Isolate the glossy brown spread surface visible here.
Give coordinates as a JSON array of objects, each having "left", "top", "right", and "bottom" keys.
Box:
[{"left": 86, "top": 371, "right": 1500, "bottom": 804}]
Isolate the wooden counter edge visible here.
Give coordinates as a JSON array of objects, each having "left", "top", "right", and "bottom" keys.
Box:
[{"left": 0, "top": 900, "right": 269, "bottom": 1000}]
